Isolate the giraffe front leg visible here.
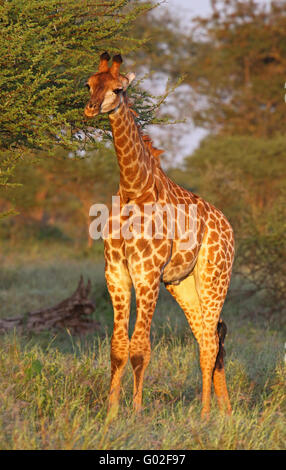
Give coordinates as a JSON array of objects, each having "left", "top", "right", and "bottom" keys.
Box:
[
  {"left": 109, "top": 325, "right": 129, "bottom": 415},
  {"left": 105, "top": 262, "right": 132, "bottom": 417},
  {"left": 130, "top": 331, "right": 151, "bottom": 414},
  {"left": 129, "top": 275, "right": 160, "bottom": 413}
]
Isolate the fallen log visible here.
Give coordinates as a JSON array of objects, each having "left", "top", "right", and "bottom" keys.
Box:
[{"left": 0, "top": 276, "right": 99, "bottom": 335}]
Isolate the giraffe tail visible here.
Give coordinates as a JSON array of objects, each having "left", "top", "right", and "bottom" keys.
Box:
[{"left": 214, "top": 320, "right": 227, "bottom": 371}]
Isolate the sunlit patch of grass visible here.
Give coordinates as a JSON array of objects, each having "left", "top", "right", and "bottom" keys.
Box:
[
  {"left": 0, "top": 327, "right": 284, "bottom": 450},
  {"left": 0, "top": 249, "right": 285, "bottom": 449}
]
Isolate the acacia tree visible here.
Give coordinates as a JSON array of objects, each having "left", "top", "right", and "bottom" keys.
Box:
[{"left": 0, "top": 0, "right": 162, "bottom": 217}]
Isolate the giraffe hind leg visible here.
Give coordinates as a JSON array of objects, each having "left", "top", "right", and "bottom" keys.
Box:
[
  {"left": 194, "top": 257, "right": 232, "bottom": 417},
  {"left": 215, "top": 320, "right": 227, "bottom": 371},
  {"left": 212, "top": 319, "right": 232, "bottom": 415},
  {"left": 166, "top": 270, "right": 231, "bottom": 417}
]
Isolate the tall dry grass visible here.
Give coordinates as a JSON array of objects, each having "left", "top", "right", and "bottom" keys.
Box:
[{"left": 0, "top": 243, "right": 285, "bottom": 449}]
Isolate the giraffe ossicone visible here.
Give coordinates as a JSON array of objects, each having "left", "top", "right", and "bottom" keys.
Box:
[{"left": 84, "top": 52, "right": 234, "bottom": 418}]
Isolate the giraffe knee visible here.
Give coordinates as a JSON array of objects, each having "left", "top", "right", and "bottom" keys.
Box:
[
  {"left": 130, "top": 354, "right": 145, "bottom": 386},
  {"left": 130, "top": 333, "right": 150, "bottom": 370},
  {"left": 111, "top": 333, "right": 129, "bottom": 369},
  {"left": 130, "top": 348, "right": 149, "bottom": 388},
  {"left": 111, "top": 349, "right": 128, "bottom": 370}
]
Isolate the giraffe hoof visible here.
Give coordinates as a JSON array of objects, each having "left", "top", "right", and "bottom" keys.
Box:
[
  {"left": 217, "top": 397, "right": 232, "bottom": 416},
  {"left": 106, "top": 402, "right": 119, "bottom": 422},
  {"left": 201, "top": 408, "right": 210, "bottom": 421},
  {"left": 133, "top": 402, "right": 143, "bottom": 415}
]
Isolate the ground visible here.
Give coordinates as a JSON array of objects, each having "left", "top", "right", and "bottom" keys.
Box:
[{"left": 0, "top": 241, "right": 284, "bottom": 450}]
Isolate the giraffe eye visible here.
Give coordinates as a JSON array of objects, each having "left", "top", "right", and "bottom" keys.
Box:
[
  {"left": 85, "top": 83, "right": 90, "bottom": 91},
  {"left": 113, "top": 88, "right": 123, "bottom": 95}
]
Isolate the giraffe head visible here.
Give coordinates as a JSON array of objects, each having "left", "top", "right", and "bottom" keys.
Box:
[{"left": 84, "top": 52, "right": 135, "bottom": 117}]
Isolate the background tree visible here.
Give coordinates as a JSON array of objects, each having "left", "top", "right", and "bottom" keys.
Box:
[
  {"left": 132, "top": 0, "right": 286, "bottom": 137},
  {"left": 180, "top": 0, "right": 286, "bottom": 136},
  {"left": 1, "top": 145, "right": 119, "bottom": 245}
]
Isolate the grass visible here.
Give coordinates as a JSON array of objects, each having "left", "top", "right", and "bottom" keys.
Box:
[{"left": 0, "top": 241, "right": 285, "bottom": 450}]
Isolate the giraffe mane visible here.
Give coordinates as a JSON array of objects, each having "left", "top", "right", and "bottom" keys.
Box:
[
  {"left": 126, "top": 98, "right": 164, "bottom": 166},
  {"left": 142, "top": 134, "right": 164, "bottom": 165}
]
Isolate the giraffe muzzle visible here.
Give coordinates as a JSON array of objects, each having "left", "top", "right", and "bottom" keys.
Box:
[{"left": 84, "top": 101, "right": 101, "bottom": 117}]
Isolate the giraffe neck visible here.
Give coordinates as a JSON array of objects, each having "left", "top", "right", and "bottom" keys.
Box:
[{"left": 109, "top": 97, "right": 153, "bottom": 201}]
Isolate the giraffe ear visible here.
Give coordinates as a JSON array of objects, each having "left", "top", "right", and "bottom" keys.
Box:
[{"left": 122, "top": 72, "right": 136, "bottom": 90}]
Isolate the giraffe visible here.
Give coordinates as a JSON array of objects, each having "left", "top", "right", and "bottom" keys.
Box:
[{"left": 84, "top": 52, "right": 234, "bottom": 418}]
